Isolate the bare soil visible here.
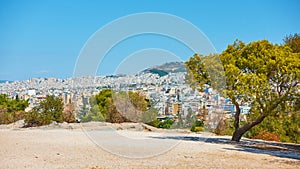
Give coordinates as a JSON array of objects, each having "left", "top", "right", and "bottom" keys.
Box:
[{"left": 0, "top": 122, "right": 299, "bottom": 169}]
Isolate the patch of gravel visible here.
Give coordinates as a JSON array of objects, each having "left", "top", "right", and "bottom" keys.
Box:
[
  {"left": 0, "top": 120, "right": 194, "bottom": 134},
  {"left": 0, "top": 120, "right": 25, "bottom": 129},
  {"left": 1, "top": 121, "right": 300, "bottom": 169}
]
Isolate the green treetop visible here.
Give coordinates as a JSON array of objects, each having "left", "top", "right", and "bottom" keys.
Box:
[{"left": 186, "top": 39, "right": 300, "bottom": 142}]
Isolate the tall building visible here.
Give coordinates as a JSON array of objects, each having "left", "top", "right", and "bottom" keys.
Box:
[{"left": 172, "top": 103, "right": 182, "bottom": 115}]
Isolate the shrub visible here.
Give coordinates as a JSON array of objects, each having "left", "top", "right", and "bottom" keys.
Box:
[
  {"left": 0, "top": 94, "right": 28, "bottom": 124},
  {"left": 0, "top": 109, "right": 25, "bottom": 124},
  {"left": 62, "top": 103, "right": 76, "bottom": 123},
  {"left": 158, "top": 119, "right": 174, "bottom": 129},
  {"left": 190, "top": 120, "right": 205, "bottom": 132},
  {"left": 81, "top": 89, "right": 153, "bottom": 123},
  {"left": 62, "top": 111, "right": 76, "bottom": 123},
  {"left": 24, "top": 95, "right": 64, "bottom": 127},
  {"left": 146, "top": 119, "right": 160, "bottom": 128},
  {"left": 252, "top": 130, "right": 280, "bottom": 142},
  {"left": 24, "top": 110, "right": 41, "bottom": 127},
  {"left": 191, "top": 126, "right": 204, "bottom": 132}
]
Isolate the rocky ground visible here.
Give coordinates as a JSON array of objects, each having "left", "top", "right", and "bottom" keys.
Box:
[{"left": 0, "top": 121, "right": 299, "bottom": 169}]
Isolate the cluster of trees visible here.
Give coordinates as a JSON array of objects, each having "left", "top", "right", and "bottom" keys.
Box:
[
  {"left": 185, "top": 33, "right": 300, "bottom": 142},
  {"left": 0, "top": 89, "right": 204, "bottom": 131},
  {"left": 0, "top": 94, "right": 29, "bottom": 124},
  {"left": 0, "top": 94, "right": 77, "bottom": 127},
  {"left": 79, "top": 89, "right": 205, "bottom": 130},
  {"left": 79, "top": 89, "right": 158, "bottom": 123},
  {"left": 24, "top": 96, "right": 64, "bottom": 126},
  {"left": 24, "top": 96, "right": 77, "bottom": 127},
  {"left": 0, "top": 90, "right": 206, "bottom": 132}
]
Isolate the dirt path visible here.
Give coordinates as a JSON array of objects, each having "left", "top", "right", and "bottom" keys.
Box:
[{"left": 0, "top": 126, "right": 299, "bottom": 169}]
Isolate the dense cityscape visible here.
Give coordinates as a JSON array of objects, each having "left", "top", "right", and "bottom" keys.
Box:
[{"left": 0, "top": 63, "right": 251, "bottom": 128}]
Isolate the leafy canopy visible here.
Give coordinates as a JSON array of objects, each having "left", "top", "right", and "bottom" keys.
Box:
[
  {"left": 81, "top": 89, "right": 157, "bottom": 123},
  {"left": 25, "top": 95, "right": 64, "bottom": 126},
  {"left": 0, "top": 94, "right": 29, "bottom": 124},
  {"left": 185, "top": 39, "right": 300, "bottom": 141}
]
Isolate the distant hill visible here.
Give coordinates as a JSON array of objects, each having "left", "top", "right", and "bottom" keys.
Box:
[{"left": 143, "top": 62, "right": 186, "bottom": 76}]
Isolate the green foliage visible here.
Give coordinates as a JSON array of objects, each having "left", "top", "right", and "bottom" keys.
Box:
[
  {"left": 24, "top": 95, "right": 64, "bottom": 127},
  {"left": 191, "top": 126, "right": 204, "bottom": 132},
  {"left": 185, "top": 54, "right": 210, "bottom": 91},
  {"left": 158, "top": 119, "right": 174, "bottom": 129},
  {"left": 127, "top": 91, "right": 148, "bottom": 113},
  {"left": 185, "top": 38, "right": 300, "bottom": 142},
  {"left": 284, "top": 33, "right": 300, "bottom": 53},
  {"left": 185, "top": 53, "right": 225, "bottom": 92},
  {"left": 146, "top": 119, "right": 160, "bottom": 128},
  {"left": 191, "top": 120, "right": 204, "bottom": 132},
  {"left": 0, "top": 94, "right": 28, "bottom": 124},
  {"left": 81, "top": 89, "right": 112, "bottom": 122},
  {"left": 245, "top": 110, "right": 300, "bottom": 143},
  {"left": 24, "top": 110, "right": 41, "bottom": 127},
  {"left": 81, "top": 89, "right": 157, "bottom": 123},
  {"left": 149, "top": 69, "right": 168, "bottom": 77},
  {"left": 77, "top": 104, "right": 90, "bottom": 122}
]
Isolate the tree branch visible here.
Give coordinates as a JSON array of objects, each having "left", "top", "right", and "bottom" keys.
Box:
[{"left": 240, "top": 114, "right": 266, "bottom": 132}]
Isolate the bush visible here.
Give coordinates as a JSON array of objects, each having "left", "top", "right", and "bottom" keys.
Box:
[
  {"left": 158, "top": 119, "right": 174, "bottom": 129},
  {"left": 190, "top": 120, "right": 204, "bottom": 132},
  {"left": 24, "top": 95, "right": 64, "bottom": 127},
  {"left": 0, "top": 94, "right": 28, "bottom": 124},
  {"left": 252, "top": 130, "right": 280, "bottom": 142},
  {"left": 146, "top": 119, "right": 160, "bottom": 128},
  {"left": 62, "top": 111, "right": 76, "bottom": 123},
  {"left": 24, "top": 110, "right": 41, "bottom": 127},
  {"left": 0, "top": 109, "right": 25, "bottom": 124},
  {"left": 245, "top": 112, "right": 300, "bottom": 144},
  {"left": 191, "top": 126, "right": 204, "bottom": 132},
  {"left": 62, "top": 103, "right": 76, "bottom": 123},
  {"left": 81, "top": 89, "right": 152, "bottom": 123}
]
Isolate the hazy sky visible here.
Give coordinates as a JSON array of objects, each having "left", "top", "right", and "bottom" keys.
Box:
[{"left": 0, "top": 0, "right": 299, "bottom": 80}]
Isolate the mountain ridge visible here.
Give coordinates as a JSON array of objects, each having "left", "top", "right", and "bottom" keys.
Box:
[{"left": 142, "top": 61, "right": 186, "bottom": 76}]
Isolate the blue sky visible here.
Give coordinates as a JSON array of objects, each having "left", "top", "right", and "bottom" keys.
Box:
[{"left": 0, "top": 0, "right": 299, "bottom": 80}]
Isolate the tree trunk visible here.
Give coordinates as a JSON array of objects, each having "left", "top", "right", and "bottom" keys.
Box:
[
  {"left": 231, "top": 128, "right": 246, "bottom": 142},
  {"left": 233, "top": 101, "right": 241, "bottom": 129},
  {"left": 231, "top": 114, "right": 266, "bottom": 142}
]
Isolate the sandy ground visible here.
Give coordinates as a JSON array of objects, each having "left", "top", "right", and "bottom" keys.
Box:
[{"left": 0, "top": 123, "right": 300, "bottom": 169}]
